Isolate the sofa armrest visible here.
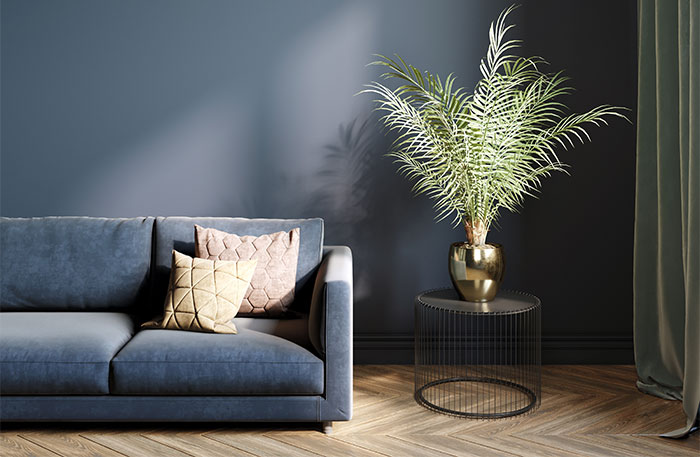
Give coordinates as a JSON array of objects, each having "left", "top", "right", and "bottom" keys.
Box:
[{"left": 308, "top": 245, "right": 353, "bottom": 421}]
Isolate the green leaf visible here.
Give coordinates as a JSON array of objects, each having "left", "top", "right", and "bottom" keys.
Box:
[{"left": 363, "top": 4, "right": 630, "bottom": 240}]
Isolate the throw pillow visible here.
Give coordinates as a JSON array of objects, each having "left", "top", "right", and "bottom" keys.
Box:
[
  {"left": 142, "top": 250, "right": 256, "bottom": 333},
  {"left": 194, "top": 225, "right": 300, "bottom": 316}
]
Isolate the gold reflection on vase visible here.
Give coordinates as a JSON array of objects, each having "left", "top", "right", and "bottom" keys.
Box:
[{"left": 448, "top": 243, "right": 505, "bottom": 302}]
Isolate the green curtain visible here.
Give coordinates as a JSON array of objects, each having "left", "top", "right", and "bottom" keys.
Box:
[{"left": 634, "top": 0, "right": 699, "bottom": 439}]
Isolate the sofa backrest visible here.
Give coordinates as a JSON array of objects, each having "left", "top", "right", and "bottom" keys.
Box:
[
  {"left": 151, "top": 217, "right": 324, "bottom": 318},
  {"left": 0, "top": 217, "right": 154, "bottom": 311}
]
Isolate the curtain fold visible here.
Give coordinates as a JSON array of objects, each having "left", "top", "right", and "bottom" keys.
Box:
[{"left": 634, "top": 0, "right": 699, "bottom": 438}]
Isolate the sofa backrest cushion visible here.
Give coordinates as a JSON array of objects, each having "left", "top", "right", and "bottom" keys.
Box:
[
  {"left": 0, "top": 217, "right": 154, "bottom": 311},
  {"left": 152, "top": 217, "right": 323, "bottom": 318}
]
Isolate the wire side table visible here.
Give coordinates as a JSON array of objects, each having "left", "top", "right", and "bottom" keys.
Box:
[{"left": 414, "top": 288, "right": 541, "bottom": 418}]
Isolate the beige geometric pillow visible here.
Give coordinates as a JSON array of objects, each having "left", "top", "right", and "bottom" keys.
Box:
[
  {"left": 194, "top": 225, "right": 300, "bottom": 316},
  {"left": 142, "top": 250, "right": 257, "bottom": 334}
]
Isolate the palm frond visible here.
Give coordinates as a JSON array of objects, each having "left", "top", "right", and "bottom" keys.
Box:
[{"left": 362, "top": 4, "right": 630, "bottom": 244}]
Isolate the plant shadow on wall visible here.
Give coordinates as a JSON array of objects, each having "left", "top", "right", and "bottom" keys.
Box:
[{"left": 305, "top": 117, "right": 394, "bottom": 303}]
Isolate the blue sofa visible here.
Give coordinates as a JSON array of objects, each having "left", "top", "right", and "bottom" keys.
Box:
[{"left": 0, "top": 216, "right": 353, "bottom": 433}]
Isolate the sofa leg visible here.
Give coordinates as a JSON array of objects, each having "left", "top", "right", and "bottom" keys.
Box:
[{"left": 322, "top": 421, "right": 333, "bottom": 434}]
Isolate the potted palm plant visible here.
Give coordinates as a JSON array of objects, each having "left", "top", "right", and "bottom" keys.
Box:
[{"left": 364, "top": 5, "right": 628, "bottom": 301}]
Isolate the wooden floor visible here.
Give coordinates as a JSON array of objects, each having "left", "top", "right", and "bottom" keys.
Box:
[{"left": 1, "top": 365, "right": 698, "bottom": 456}]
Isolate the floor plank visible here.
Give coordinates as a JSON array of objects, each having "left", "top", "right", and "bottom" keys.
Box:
[
  {"left": 392, "top": 434, "right": 521, "bottom": 457},
  {"left": 0, "top": 434, "right": 61, "bottom": 457},
  {"left": 142, "top": 432, "right": 256, "bottom": 457},
  {"left": 20, "top": 433, "right": 126, "bottom": 457},
  {"left": 454, "top": 433, "right": 586, "bottom": 457},
  {"left": 270, "top": 434, "right": 388, "bottom": 457},
  {"left": 331, "top": 434, "right": 456, "bottom": 457},
  {"left": 512, "top": 433, "right": 640, "bottom": 457},
  {"left": 531, "top": 433, "right": 700, "bottom": 457},
  {"left": 206, "top": 432, "right": 324, "bottom": 457},
  {"left": 80, "top": 434, "right": 193, "bottom": 457}
]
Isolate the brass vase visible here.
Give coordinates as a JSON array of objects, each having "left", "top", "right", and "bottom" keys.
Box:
[{"left": 448, "top": 243, "right": 505, "bottom": 302}]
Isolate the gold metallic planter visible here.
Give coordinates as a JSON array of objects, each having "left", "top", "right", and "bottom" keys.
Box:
[{"left": 448, "top": 243, "right": 505, "bottom": 302}]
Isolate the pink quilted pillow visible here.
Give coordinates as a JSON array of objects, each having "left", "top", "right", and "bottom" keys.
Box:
[{"left": 194, "top": 225, "right": 300, "bottom": 316}]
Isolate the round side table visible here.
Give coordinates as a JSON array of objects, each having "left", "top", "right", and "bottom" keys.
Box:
[{"left": 414, "top": 288, "right": 541, "bottom": 418}]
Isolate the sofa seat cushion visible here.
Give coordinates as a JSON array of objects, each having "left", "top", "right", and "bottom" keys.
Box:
[
  {"left": 0, "top": 312, "right": 136, "bottom": 394},
  {"left": 234, "top": 316, "right": 311, "bottom": 349},
  {"left": 111, "top": 328, "right": 324, "bottom": 395}
]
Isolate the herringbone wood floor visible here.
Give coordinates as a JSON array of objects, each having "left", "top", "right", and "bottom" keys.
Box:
[{"left": 1, "top": 365, "right": 697, "bottom": 456}]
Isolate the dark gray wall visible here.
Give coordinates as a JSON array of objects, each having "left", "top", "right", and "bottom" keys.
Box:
[{"left": 1, "top": 0, "right": 637, "bottom": 362}]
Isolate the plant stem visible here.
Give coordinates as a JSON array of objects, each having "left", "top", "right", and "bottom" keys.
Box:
[{"left": 464, "top": 219, "right": 488, "bottom": 246}]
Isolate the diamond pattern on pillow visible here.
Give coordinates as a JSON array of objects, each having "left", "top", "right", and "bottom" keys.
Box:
[
  {"left": 142, "top": 250, "right": 256, "bottom": 334},
  {"left": 195, "top": 226, "right": 300, "bottom": 316}
]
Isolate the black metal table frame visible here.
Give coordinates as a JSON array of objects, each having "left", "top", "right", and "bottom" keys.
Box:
[
  {"left": 414, "top": 376, "right": 538, "bottom": 419},
  {"left": 414, "top": 288, "right": 541, "bottom": 419}
]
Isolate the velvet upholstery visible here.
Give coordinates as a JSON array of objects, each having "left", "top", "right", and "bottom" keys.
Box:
[
  {"left": 151, "top": 217, "right": 323, "bottom": 318},
  {"left": 234, "top": 316, "right": 311, "bottom": 348},
  {"left": 309, "top": 246, "right": 353, "bottom": 355},
  {"left": 309, "top": 246, "right": 354, "bottom": 421},
  {"left": 112, "top": 328, "right": 324, "bottom": 395},
  {"left": 0, "top": 312, "right": 136, "bottom": 394},
  {"left": 0, "top": 396, "right": 322, "bottom": 421},
  {"left": 0, "top": 216, "right": 352, "bottom": 425},
  {"left": 0, "top": 217, "right": 153, "bottom": 311}
]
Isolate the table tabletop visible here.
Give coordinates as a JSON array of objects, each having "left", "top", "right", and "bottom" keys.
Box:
[{"left": 415, "top": 288, "right": 540, "bottom": 315}]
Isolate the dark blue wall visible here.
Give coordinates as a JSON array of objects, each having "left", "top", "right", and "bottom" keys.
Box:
[{"left": 1, "top": 0, "right": 637, "bottom": 362}]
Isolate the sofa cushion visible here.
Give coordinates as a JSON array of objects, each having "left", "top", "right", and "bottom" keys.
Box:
[
  {"left": 0, "top": 216, "right": 154, "bottom": 311},
  {"left": 195, "top": 226, "right": 300, "bottom": 316},
  {"left": 152, "top": 217, "right": 323, "bottom": 318},
  {"left": 0, "top": 312, "right": 136, "bottom": 394},
  {"left": 112, "top": 328, "right": 324, "bottom": 395},
  {"left": 234, "top": 316, "right": 311, "bottom": 349},
  {"left": 142, "top": 251, "right": 256, "bottom": 334}
]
